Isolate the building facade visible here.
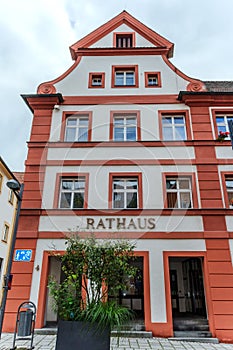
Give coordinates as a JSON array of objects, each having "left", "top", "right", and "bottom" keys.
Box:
[
  {"left": 4, "top": 11, "right": 233, "bottom": 342},
  {"left": 0, "top": 158, "right": 21, "bottom": 303}
]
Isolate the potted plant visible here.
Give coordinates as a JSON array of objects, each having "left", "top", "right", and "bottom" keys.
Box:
[
  {"left": 217, "top": 131, "right": 230, "bottom": 141},
  {"left": 48, "top": 234, "right": 137, "bottom": 350}
]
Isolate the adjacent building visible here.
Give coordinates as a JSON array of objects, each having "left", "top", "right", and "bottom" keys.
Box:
[{"left": 4, "top": 11, "right": 233, "bottom": 342}]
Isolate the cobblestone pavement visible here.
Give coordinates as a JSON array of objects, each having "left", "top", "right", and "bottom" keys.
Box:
[{"left": 1, "top": 333, "right": 233, "bottom": 350}]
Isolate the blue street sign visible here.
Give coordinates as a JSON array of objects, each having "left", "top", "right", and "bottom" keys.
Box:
[{"left": 14, "top": 249, "right": 32, "bottom": 262}]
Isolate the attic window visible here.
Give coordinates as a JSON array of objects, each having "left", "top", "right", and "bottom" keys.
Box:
[
  {"left": 114, "top": 33, "right": 135, "bottom": 48},
  {"left": 145, "top": 72, "right": 162, "bottom": 88},
  {"left": 88, "top": 72, "right": 105, "bottom": 88}
]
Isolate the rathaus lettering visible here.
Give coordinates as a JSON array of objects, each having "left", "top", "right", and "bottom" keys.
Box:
[{"left": 86, "top": 217, "right": 156, "bottom": 230}]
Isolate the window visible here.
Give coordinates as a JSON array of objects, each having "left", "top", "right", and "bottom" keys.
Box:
[
  {"left": 162, "top": 115, "right": 187, "bottom": 140},
  {"left": 8, "top": 190, "right": 14, "bottom": 205},
  {"left": 225, "top": 177, "right": 233, "bottom": 207},
  {"left": 64, "top": 115, "right": 89, "bottom": 142},
  {"left": 112, "top": 65, "right": 138, "bottom": 88},
  {"left": 145, "top": 72, "right": 161, "bottom": 88},
  {"left": 112, "top": 178, "right": 138, "bottom": 209},
  {"left": 88, "top": 72, "right": 105, "bottom": 88},
  {"left": 2, "top": 223, "right": 9, "bottom": 242},
  {"left": 115, "top": 33, "right": 134, "bottom": 48},
  {"left": 166, "top": 177, "right": 192, "bottom": 208},
  {"left": 113, "top": 116, "right": 136, "bottom": 141},
  {"left": 0, "top": 174, "right": 2, "bottom": 192},
  {"left": 216, "top": 114, "right": 233, "bottom": 140},
  {"left": 59, "top": 178, "right": 86, "bottom": 209}
]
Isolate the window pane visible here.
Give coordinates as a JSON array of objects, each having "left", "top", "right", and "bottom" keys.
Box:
[
  {"left": 114, "top": 118, "right": 124, "bottom": 125},
  {"left": 126, "top": 118, "right": 136, "bottom": 125},
  {"left": 163, "top": 127, "right": 173, "bottom": 140},
  {"left": 62, "top": 180, "right": 73, "bottom": 190},
  {"left": 114, "top": 180, "right": 124, "bottom": 190},
  {"left": 67, "top": 118, "right": 77, "bottom": 126},
  {"left": 127, "top": 192, "right": 137, "bottom": 208},
  {"left": 115, "top": 72, "right": 124, "bottom": 85},
  {"left": 226, "top": 180, "right": 233, "bottom": 189},
  {"left": 180, "top": 192, "right": 191, "bottom": 208},
  {"left": 113, "top": 193, "right": 124, "bottom": 208},
  {"left": 79, "top": 118, "right": 88, "bottom": 126},
  {"left": 126, "top": 180, "right": 137, "bottom": 189},
  {"left": 126, "top": 72, "right": 134, "bottom": 85},
  {"left": 162, "top": 117, "right": 172, "bottom": 125},
  {"left": 166, "top": 179, "right": 177, "bottom": 189},
  {"left": 78, "top": 128, "right": 88, "bottom": 141},
  {"left": 65, "top": 128, "right": 76, "bottom": 142},
  {"left": 73, "top": 193, "right": 84, "bottom": 208},
  {"left": 60, "top": 193, "right": 71, "bottom": 208},
  {"left": 74, "top": 180, "right": 85, "bottom": 190},
  {"left": 179, "top": 179, "right": 190, "bottom": 189},
  {"left": 167, "top": 192, "right": 177, "bottom": 208},
  {"left": 126, "top": 127, "right": 136, "bottom": 141},
  {"left": 174, "top": 117, "right": 184, "bottom": 124},
  {"left": 114, "top": 128, "right": 124, "bottom": 141},
  {"left": 175, "top": 127, "right": 186, "bottom": 140},
  {"left": 216, "top": 117, "right": 224, "bottom": 123}
]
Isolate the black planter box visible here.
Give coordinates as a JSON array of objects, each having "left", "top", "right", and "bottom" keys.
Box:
[{"left": 55, "top": 320, "right": 111, "bottom": 350}]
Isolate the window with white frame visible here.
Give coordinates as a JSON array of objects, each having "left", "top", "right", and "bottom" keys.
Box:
[
  {"left": 65, "top": 116, "right": 89, "bottom": 142},
  {"left": 166, "top": 177, "right": 192, "bottom": 208},
  {"left": 113, "top": 178, "right": 138, "bottom": 209},
  {"left": 113, "top": 115, "right": 137, "bottom": 141},
  {"left": 225, "top": 177, "right": 233, "bottom": 207},
  {"left": 2, "top": 223, "right": 9, "bottom": 242},
  {"left": 162, "top": 115, "right": 186, "bottom": 140},
  {"left": 115, "top": 69, "right": 135, "bottom": 86},
  {"left": 216, "top": 114, "right": 233, "bottom": 139},
  {"left": 59, "top": 178, "right": 86, "bottom": 209}
]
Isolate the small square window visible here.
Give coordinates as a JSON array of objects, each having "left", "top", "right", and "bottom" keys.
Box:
[
  {"left": 88, "top": 73, "right": 105, "bottom": 88},
  {"left": 115, "top": 34, "right": 133, "bottom": 48},
  {"left": 145, "top": 72, "right": 161, "bottom": 88}
]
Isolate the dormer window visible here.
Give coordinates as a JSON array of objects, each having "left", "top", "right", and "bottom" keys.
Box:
[{"left": 114, "top": 32, "right": 135, "bottom": 48}]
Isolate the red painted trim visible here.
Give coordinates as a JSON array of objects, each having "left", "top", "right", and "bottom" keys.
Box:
[
  {"left": 162, "top": 172, "right": 199, "bottom": 209},
  {"left": 109, "top": 110, "right": 141, "bottom": 141},
  {"left": 111, "top": 65, "right": 139, "bottom": 88},
  {"left": 158, "top": 109, "right": 192, "bottom": 141},
  {"left": 144, "top": 72, "right": 162, "bottom": 88},
  {"left": 113, "top": 31, "right": 136, "bottom": 47},
  {"left": 88, "top": 72, "right": 105, "bottom": 89},
  {"left": 75, "top": 47, "right": 170, "bottom": 57},
  {"left": 53, "top": 172, "right": 89, "bottom": 209},
  {"left": 108, "top": 172, "right": 143, "bottom": 209},
  {"left": 60, "top": 111, "right": 92, "bottom": 142},
  {"left": 53, "top": 94, "right": 179, "bottom": 105},
  {"left": 70, "top": 11, "right": 174, "bottom": 60}
]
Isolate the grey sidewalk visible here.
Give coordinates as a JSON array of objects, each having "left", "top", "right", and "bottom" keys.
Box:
[{"left": 1, "top": 334, "right": 233, "bottom": 350}]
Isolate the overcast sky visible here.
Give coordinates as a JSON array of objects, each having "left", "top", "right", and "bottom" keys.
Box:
[{"left": 1, "top": 0, "right": 233, "bottom": 171}]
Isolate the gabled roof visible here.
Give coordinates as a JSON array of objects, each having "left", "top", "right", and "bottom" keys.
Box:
[{"left": 70, "top": 11, "right": 174, "bottom": 60}]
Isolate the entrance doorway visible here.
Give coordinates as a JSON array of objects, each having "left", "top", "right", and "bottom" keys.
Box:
[{"left": 169, "top": 257, "right": 207, "bottom": 317}]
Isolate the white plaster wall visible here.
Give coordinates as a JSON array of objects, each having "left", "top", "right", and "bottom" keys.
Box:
[
  {"left": 90, "top": 24, "right": 154, "bottom": 48},
  {"left": 49, "top": 103, "right": 190, "bottom": 143},
  {"left": 30, "top": 238, "right": 206, "bottom": 323},
  {"left": 216, "top": 147, "right": 233, "bottom": 159},
  {"left": 54, "top": 55, "right": 189, "bottom": 96},
  {"left": 225, "top": 216, "right": 233, "bottom": 232},
  {"left": 42, "top": 164, "right": 197, "bottom": 210}
]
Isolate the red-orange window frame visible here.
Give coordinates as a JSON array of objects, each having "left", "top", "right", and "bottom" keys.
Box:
[
  {"left": 113, "top": 32, "right": 136, "bottom": 48},
  {"left": 221, "top": 171, "right": 233, "bottom": 208},
  {"left": 158, "top": 110, "right": 191, "bottom": 141},
  {"left": 60, "top": 111, "right": 92, "bottom": 142},
  {"left": 53, "top": 173, "right": 89, "bottom": 209},
  {"left": 108, "top": 172, "right": 143, "bottom": 209},
  {"left": 88, "top": 72, "right": 105, "bottom": 88},
  {"left": 211, "top": 109, "right": 233, "bottom": 139},
  {"left": 109, "top": 110, "right": 141, "bottom": 141},
  {"left": 162, "top": 172, "right": 198, "bottom": 209},
  {"left": 111, "top": 65, "right": 139, "bottom": 88},
  {"left": 144, "top": 72, "right": 162, "bottom": 88}
]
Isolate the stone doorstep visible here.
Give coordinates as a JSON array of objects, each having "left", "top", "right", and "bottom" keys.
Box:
[{"left": 168, "top": 337, "right": 219, "bottom": 344}]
